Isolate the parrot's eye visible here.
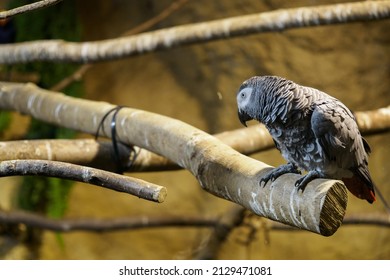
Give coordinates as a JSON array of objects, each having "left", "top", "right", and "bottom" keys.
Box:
[{"left": 241, "top": 92, "right": 245, "bottom": 98}]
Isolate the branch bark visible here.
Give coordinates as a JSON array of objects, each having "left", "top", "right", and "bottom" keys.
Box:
[
  {"left": 0, "top": 1, "right": 389, "bottom": 64},
  {"left": 0, "top": 159, "right": 166, "bottom": 203},
  {"left": 0, "top": 0, "right": 63, "bottom": 20},
  {"left": 0, "top": 82, "right": 348, "bottom": 236}
]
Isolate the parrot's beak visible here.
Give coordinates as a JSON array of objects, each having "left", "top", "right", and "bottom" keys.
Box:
[{"left": 238, "top": 110, "right": 252, "bottom": 127}]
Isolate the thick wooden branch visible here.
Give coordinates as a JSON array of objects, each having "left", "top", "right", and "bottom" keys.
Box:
[
  {"left": 0, "top": 139, "right": 140, "bottom": 173},
  {"left": 0, "top": 103, "right": 386, "bottom": 173},
  {"left": 0, "top": 125, "right": 273, "bottom": 172},
  {"left": 0, "top": 1, "right": 389, "bottom": 64},
  {"left": 355, "top": 106, "right": 390, "bottom": 135},
  {"left": 0, "top": 159, "right": 166, "bottom": 203},
  {"left": 0, "top": 82, "right": 348, "bottom": 236},
  {"left": 0, "top": 0, "right": 63, "bottom": 20}
]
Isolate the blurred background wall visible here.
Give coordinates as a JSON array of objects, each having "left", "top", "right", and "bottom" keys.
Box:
[{"left": 0, "top": 0, "right": 389, "bottom": 259}]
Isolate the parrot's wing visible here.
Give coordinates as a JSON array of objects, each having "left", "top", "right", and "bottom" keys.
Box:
[
  {"left": 311, "top": 101, "right": 376, "bottom": 203},
  {"left": 310, "top": 101, "right": 369, "bottom": 172}
]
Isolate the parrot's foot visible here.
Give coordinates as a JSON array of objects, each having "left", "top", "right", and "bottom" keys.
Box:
[
  {"left": 260, "top": 163, "right": 300, "bottom": 187},
  {"left": 294, "top": 170, "right": 323, "bottom": 192}
]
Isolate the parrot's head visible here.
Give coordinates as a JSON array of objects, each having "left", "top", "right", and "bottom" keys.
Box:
[
  {"left": 236, "top": 76, "right": 263, "bottom": 126},
  {"left": 237, "top": 76, "right": 289, "bottom": 126}
]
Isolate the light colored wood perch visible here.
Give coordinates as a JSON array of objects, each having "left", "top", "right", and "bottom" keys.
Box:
[
  {"left": 0, "top": 139, "right": 141, "bottom": 172},
  {"left": 355, "top": 106, "right": 390, "bottom": 134},
  {"left": 0, "top": 125, "right": 274, "bottom": 172},
  {"left": 0, "top": 1, "right": 389, "bottom": 64},
  {"left": 0, "top": 82, "right": 347, "bottom": 235}
]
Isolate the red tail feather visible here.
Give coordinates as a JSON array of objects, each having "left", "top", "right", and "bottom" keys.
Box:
[{"left": 342, "top": 176, "right": 376, "bottom": 204}]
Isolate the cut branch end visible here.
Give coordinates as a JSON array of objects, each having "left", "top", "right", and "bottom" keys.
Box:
[{"left": 319, "top": 181, "right": 348, "bottom": 236}]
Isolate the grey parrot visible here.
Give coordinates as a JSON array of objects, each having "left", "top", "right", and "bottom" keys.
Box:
[{"left": 236, "top": 75, "right": 376, "bottom": 204}]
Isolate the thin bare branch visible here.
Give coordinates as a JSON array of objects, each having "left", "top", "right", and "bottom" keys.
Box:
[
  {"left": 0, "top": 210, "right": 216, "bottom": 232},
  {"left": 50, "top": 64, "right": 90, "bottom": 92},
  {"left": 0, "top": 0, "right": 63, "bottom": 20},
  {"left": 0, "top": 209, "right": 388, "bottom": 233},
  {"left": 194, "top": 205, "right": 246, "bottom": 260},
  {"left": 0, "top": 82, "right": 348, "bottom": 236},
  {"left": 50, "top": 0, "right": 189, "bottom": 92},
  {"left": 341, "top": 213, "right": 390, "bottom": 227},
  {"left": 0, "top": 1, "right": 389, "bottom": 64},
  {"left": 123, "top": 0, "right": 189, "bottom": 36},
  {"left": 0, "top": 159, "right": 167, "bottom": 203},
  {"left": 270, "top": 213, "right": 390, "bottom": 230}
]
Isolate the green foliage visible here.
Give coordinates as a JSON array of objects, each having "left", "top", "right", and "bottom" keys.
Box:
[
  {"left": 0, "top": 111, "right": 12, "bottom": 133},
  {"left": 17, "top": 177, "right": 72, "bottom": 219},
  {"left": 46, "top": 178, "right": 72, "bottom": 219},
  {"left": 8, "top": 0, "right": 83, "bottom": 218}
]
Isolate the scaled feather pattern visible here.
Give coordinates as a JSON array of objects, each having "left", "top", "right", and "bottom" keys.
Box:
[{"left": 236, "top": 76, "right": 376, "bottom": 203}]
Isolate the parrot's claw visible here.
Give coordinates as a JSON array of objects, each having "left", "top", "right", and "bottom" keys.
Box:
[
  {"left": 260, "top": 163, "right": 300, "bottom": 187},
  {"left": 294, "top": 170, "right": 322, "bottom": 192},
  {"left": 294, "top": 177, "right": 310, "bottom": 192},
  {"left": 259, "top": 173, "right": 276, "bottom": 187}
]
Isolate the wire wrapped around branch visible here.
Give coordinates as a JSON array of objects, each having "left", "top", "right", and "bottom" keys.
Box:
[{"left": 0, "top": 124, "right": 273, "bottom": 172}]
